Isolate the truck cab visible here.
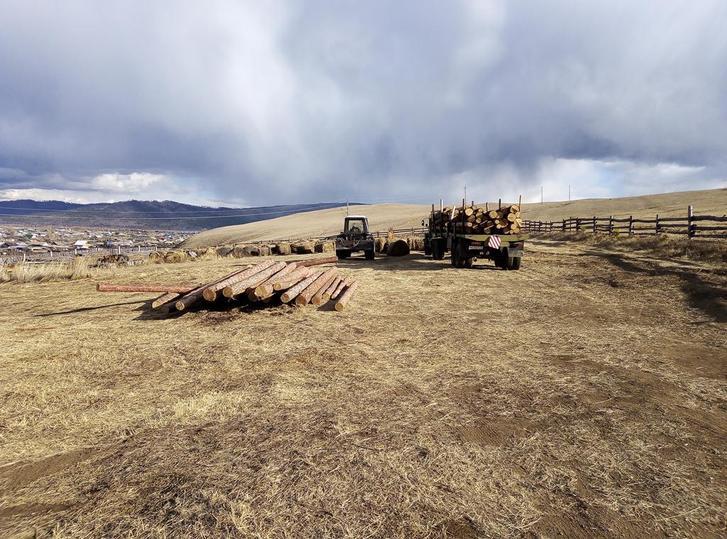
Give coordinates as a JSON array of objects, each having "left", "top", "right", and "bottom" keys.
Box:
[{"left": 336, "top": 216, "right": 375, "bottom": 260}]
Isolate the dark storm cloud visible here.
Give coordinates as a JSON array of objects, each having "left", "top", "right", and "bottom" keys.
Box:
[{"left": 0, "top": 0, "right": 725, "bottom": 204}]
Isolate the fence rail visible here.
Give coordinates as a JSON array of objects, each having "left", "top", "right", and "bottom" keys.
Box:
[{"left": 522, "top": 206, "right": 727, "bottom": 238}]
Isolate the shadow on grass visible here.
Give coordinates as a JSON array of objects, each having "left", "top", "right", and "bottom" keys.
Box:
[
  {"left": 334, "top": 252, "right": 503, "bottom": 272},
  {"left": 587, "top": 250, "right": 727, "bottom": 323},
  {"left": 36, "top": 299, "right": 147, "bottom": 317}
]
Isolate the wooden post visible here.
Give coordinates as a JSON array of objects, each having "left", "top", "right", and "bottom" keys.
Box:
[
  {"left": 576, "top": 218, "right": 581, "bottom": 232},
  {"left": 609, "top": 216, "right": 613, "bottom": 235},
  {"left": 592, "top": 216, "right": 596, "bottom": 234},
  {"left": 655, "top": 214, "right": 660, "bottom": 235},
  {"left": 498, "top": 198, "right": 501, "bottom": 209},
  {"left": 562, "top": 219, "right": 566, "bottom": 232},
  {"left": 628, "top": 215, "right": 634, "bottom": 236},
  {"left": 687, "top": 205, "right": 695, "bottom": 238}
]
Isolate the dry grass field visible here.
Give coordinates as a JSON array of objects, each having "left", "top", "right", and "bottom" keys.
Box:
[
  {"left": 183, "top": 188, "right": 727, "bottom": 247},
  {"left": 1, "top": 240, "right": 725, "bottom": 537}
]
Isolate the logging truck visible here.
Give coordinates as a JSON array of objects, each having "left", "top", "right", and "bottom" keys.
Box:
[{"left": 424, "top": 204, "right": 527, "bottom": 270}]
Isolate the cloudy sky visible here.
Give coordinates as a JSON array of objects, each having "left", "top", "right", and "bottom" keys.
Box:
[{"left": 0, "top": 0, "right": 726, "bottom": 206}]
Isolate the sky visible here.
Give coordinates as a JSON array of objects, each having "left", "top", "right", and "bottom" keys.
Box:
[{"left": 0, "top": 0, "right": 726, "bottom": 207}]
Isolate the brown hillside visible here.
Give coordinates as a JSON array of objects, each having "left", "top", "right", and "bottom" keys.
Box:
[{"left": 183, "top": 188, "right": 727, "bottom": 247}]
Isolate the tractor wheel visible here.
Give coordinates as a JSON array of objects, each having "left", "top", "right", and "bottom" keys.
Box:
[
  {"left": 507, "top": 256, "right": 521, "bottom": 270},
  {"left": 336, "top": 250, "right": 351, "bottom": 260}
]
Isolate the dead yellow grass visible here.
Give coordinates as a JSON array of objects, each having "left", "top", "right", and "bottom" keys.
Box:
[
  {"left": 183, "top": 188, "right": 727, "bottom": 248},
  {"left": 0, "top": 245, "right": 725, "bottom": 537},
  {"left": 0, "top": 257, "right": 109, "bottom": 283},
  {"left": 541, "top": 232, "right": 727, "bottom": 264}
]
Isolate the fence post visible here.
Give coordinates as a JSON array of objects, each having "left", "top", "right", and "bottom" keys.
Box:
[
  {"left": 592, "top": 216, "right": 596, "bottom": 234},
  {"left": 576, "top": 218, "right": 581, "bottom": 232},
  {"left": 687, "top": 205, "right": 695, "bottom": 238},
  {"left": 609, "top": 216, "right": 613, "bottom": 235},
  {"left": 562, "top": 219, "right": 566, "bottom": 232},
  {"left": 628, "top": 216, "right": 633, "bottom": 236},
  {"left": 655, "top": 214, "right": 660, "bottom": 235}
]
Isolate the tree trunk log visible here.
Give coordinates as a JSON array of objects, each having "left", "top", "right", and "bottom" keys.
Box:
[
  {"left": 273, "top": 267, "right": 312, "bottom": 291},
  {"left": 295, "top": 269, "right": 337, "bottom": 306},
  {"left": 311, "top": 272, "right": 340, "bottom": 306},
  {"left": 151, "top": 292, "right": 182, "bottom": 309},
  {"left": 297, "top": 255, "right": 337, "bottom": 267},
  {"left": 222, "top": 261, "right": 287, "bottom": 298},
  {"left": 330, "top": 277, "right": 352, "bottom": 300},
  {"left": 280, "top": 270, "right": 323, "bottom": 303},
  {"left": 321, "top": 276, "right": 342, "bottom": 302},
  {"left": 335, "top": 281, "right": 359, "bottom": 311},
  {"left": 254, "top": 263, "right": 298, "bottom": 298},
  {"left": 202, "top": 261, "right": 272, "bottom": 301}
]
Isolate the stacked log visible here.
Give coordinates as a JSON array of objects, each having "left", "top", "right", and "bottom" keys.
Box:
[
  {"left": 430, "top": 203, "right": 523, "bottom": 235},
  {"left": 387, "top": 239, "right": 410, "bottom": 257},
  {"left": 96, "top": 255, "right": 359, "bottom": 315}
]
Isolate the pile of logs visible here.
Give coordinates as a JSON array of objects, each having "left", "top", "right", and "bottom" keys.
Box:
[
  {"left": 96, "top": 256, "right": 360, "bottom": 314},
  {"left": 431, "top": 203, "right": 523, "bottom": 235}
]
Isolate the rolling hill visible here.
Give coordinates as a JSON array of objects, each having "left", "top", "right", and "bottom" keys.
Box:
[
  {"left": 0, "top": 200, "right": 350, "bottom": 230},
  {"left": 182, "top": 188, "right": 727, "bottom": 248}
]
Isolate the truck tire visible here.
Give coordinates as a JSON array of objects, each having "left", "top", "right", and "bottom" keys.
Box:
[
  {"left": 507, "top": 256, "right": 521, "bottom": 270},
  {"left": 432, "top": 240, "right": 445, "bottom": 260},
  {"left": 365, "top": 249, "right": 375, "bottom": 260},
  {"left": 336, "top": 249, "right": 351, "bottom": 259},
  {"left": 452, "top": 240, "right": 467, "bottom": 268},
  {"left": 493, "top": 251, "right": 507, "bottom": 269}
]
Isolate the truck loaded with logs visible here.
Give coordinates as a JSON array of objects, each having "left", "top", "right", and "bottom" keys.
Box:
[{"left": 424, "top": 199, "right": 528, "bottom": 269}]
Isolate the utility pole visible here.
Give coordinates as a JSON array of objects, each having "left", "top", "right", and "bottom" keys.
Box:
[
  {"left": 541, "top": 185, "right": 544, "bottom": 204},
  {"left": 464, "top": 184, "right": 467, "bottom": 204},
  {"left": 346, "top": 200, "right": 349, "bottom": 216},
  {"left": 568, "top": 184, "right": 571, "bottom": 201}
]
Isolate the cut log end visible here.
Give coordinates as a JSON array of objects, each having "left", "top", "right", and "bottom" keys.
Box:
[{"left": 202, "top": 288, "right": 217, "bottom": 302}]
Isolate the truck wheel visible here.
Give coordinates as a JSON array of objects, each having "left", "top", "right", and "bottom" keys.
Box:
[
  {"left": 508, "top": 256, "right": 521, "bottom": 270},
  {"left": 432, "top": 240, "right": 445, "bottom": 260},
  {"left": 494, "top": 251, "right": 507, "bottom": 269},
  {"left": 465, "top": 257, "right": 475, "bottom": 269},
  {"left": 336, "top": 250, "right": 351, "bottom": 259},
  {"left": 365, "top": 249, "right": 375, "bottom": 260}
]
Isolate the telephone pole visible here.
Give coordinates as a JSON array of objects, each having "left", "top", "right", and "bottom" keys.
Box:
[
  {"left": 541, "top": 185, "right": 544, "bottom": 204},
  {"left": 568, "top": 184, "right": 571, "bottom": 201}
]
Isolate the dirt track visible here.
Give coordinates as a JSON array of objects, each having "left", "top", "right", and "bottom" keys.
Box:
[{"left": 0, "top": 241, "right": 725, "bottom": 537}]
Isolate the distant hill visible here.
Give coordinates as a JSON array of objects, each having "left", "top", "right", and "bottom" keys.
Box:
[
  {"left": 182, "top": 188, "right": 727, "bottom": 247},
  {"left": 0, "top": 200, "right": 352, "bottom": 230}
]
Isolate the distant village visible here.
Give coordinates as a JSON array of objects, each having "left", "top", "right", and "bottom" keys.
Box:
[{"left": 0, "top": 225, "right": 191, "bottom": 261}]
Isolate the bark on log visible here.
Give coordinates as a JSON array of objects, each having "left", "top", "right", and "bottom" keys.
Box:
[
  {"left": 97, "top": 283, "right": 196, "bottom": 293},
  {"left": 202, "top": 261, "right": 272, "bottom": 301},
  {"left": 310, "top": 272, "right": 339, "bottom": 306},
  {"left": 175, "top": 282, "right": 214, "bottom": 311},
  {"left": 297, "top": 255, "right": 337, "bottom": 267},
  {"left": 280, "top": 270, "right": 323, "bottom": 303},
  {"left": 273, "top": 267, "right": 312, "bottom": 291},
  {"left": 295, "top": 268, "right": 337, "bottom": 306},
  {"left": 253, "top": 262, "right": 298, "bottom": 298},
  {"left": 151, "top": 292, "right": 181, "bottom": 309},
  {"left": 222, "top": 261, "right": 287, "bottom": 298},
  {"left": 330, "top": 277, "right": 353, "bottom": 300},
  {"left": 321, "top": 276, "right": 342, "bottom": 302},
  {"left": 334, "top": 281, "right": 359, "bottom": 312}
]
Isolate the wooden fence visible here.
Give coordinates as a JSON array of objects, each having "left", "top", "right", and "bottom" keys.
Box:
[{"left": 522, "top": 206, "right": 727, "bottom": 239}]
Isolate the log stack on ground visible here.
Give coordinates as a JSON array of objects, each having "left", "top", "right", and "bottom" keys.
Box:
[
  {"left": 431, "top": 203, "right": 523, "bottom": 235},
  {"left": 97, "top": 256, "right": 359, "bottom": 315}
]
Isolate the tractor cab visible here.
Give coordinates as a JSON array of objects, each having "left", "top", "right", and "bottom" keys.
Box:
[{"left": 343, "top": 216, "right": 370, "bottom": 237}]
